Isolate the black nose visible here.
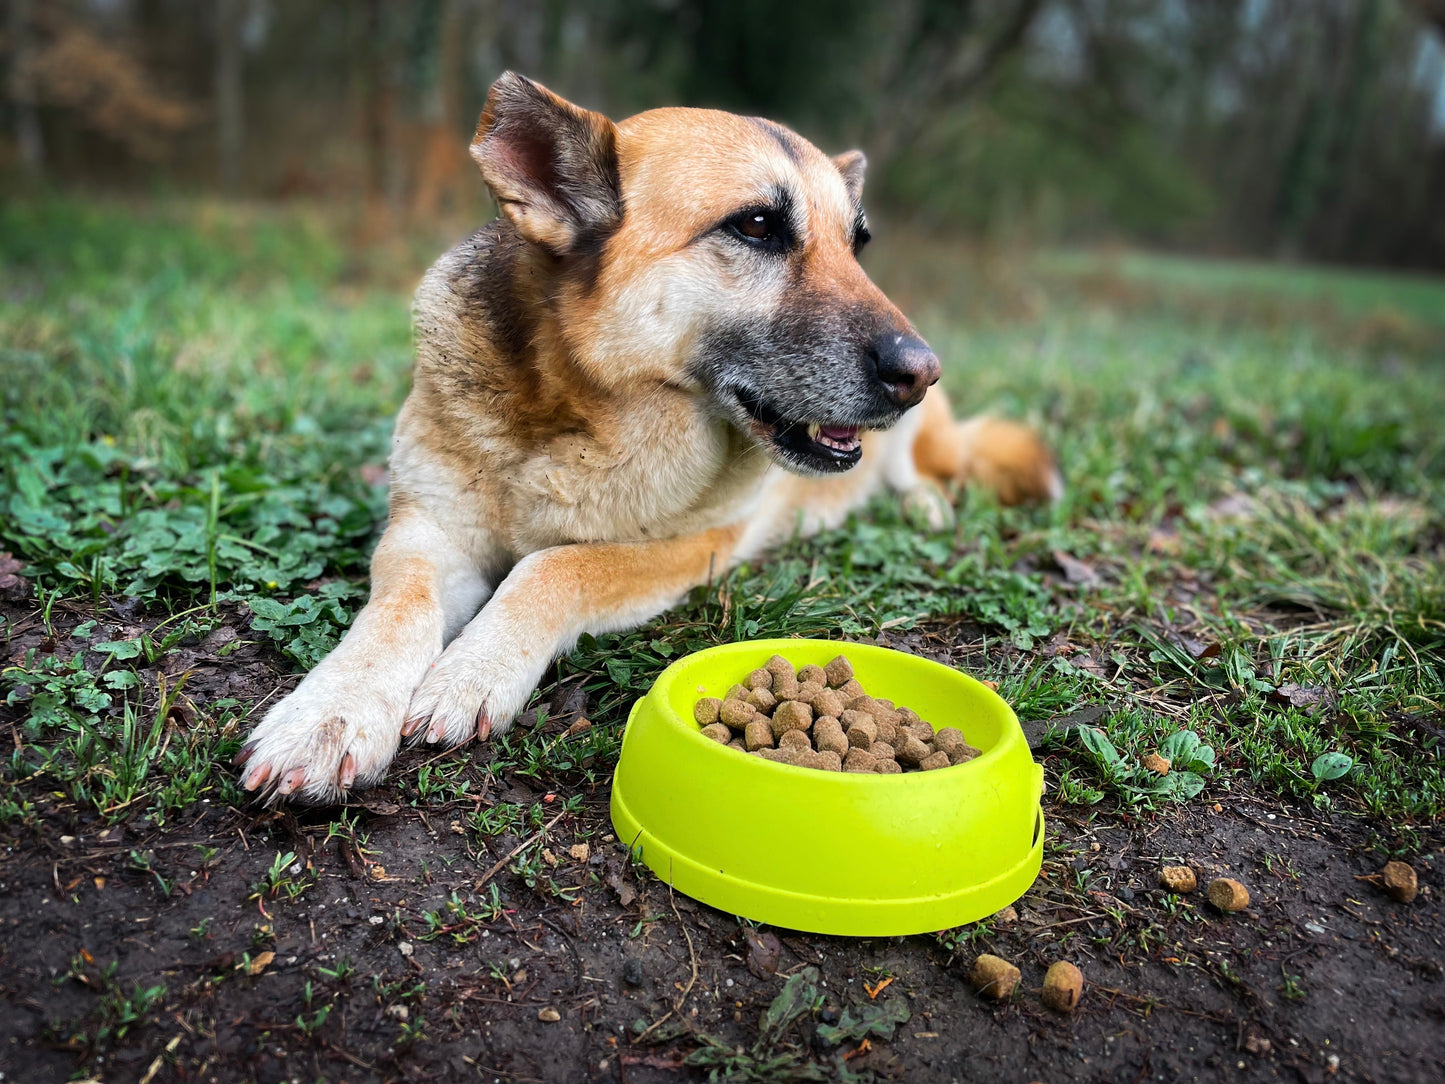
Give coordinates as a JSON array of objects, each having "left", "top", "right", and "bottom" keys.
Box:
[{"left": 868, "top": 332, "right": 941, "bottom": 407}]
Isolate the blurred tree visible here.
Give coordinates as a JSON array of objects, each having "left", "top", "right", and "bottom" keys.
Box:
[
  {"left": 215, "top": 0, "right": 244, "bottom": 193},
  {"left": 3, "top": 0, "right": 1444, "bottom": 267}
]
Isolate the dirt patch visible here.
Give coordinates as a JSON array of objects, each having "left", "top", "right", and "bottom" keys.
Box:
[{"left": 1, "top": 605, "right": 1442, "bottom": 1083}]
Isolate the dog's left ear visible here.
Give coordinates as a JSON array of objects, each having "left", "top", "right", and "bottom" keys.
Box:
[
  {"left": 470, "top": 72, "right": 622, "bottom": 254},
  {"left": 832, "top": 150, "right": 867, "bottom": 206}
]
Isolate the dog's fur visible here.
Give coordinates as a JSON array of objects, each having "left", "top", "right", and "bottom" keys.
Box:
[{"left": 237, "top": 73, "right": 1060, "bottom": 803}]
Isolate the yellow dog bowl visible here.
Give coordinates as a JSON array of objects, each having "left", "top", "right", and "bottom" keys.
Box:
[{"left": 609, "top": 639, "right": 1044, "bottom": 936}]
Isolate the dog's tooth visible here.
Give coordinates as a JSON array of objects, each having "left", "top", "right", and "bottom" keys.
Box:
[{"left": 807, "top": 422, "right": 821, "bottom": 441}]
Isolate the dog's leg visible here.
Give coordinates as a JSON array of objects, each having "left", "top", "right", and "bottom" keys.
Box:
[
  {"left": 911, "top": 385, "right": 1063, "bottom": 505},
  {"left": 406, "top": 525, "right": 742, "bottom": 745},
  {"left": 237, "top": 511, "right": 489, "bottom": 803}
]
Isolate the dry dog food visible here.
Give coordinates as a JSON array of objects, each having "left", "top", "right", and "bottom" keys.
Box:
[
  {"left": 694, "top": 653, "right": 982, "bottom": 774},
  {"left": 1041, "top": 961, "right": 1084, "bottom": 1013},
  {"left": 968, "top": 954, "right": 1020, "bottom": 1000},
  {"left": 1206, "top": 877, "right": 1250, "bottom": 911}
]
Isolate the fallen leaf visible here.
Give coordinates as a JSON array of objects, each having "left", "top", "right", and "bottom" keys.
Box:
[
  {"left": 743, "top": 927, "right": 781, "bottom": 979},
  {"left": 1272, "top": 683, "right": 1337, "bottom": 713},
  {"left": 1052, "top": 550, "right": 1100, "bottom": 588},
  {"left": 603, "top": 859, "right": 637, "bottom": 907},
  {"left": 0, "top": 551, "right": 30, "bottom": 600},
  {"left": 1147, "top": 530, "right": 1181, "bottom": 555},
  {"left": 245, "top": 950, "right": 275, "bottom": 976}
]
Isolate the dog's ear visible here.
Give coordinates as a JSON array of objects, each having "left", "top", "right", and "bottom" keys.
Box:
[
  {"left": 832, "top": 150, "right": 867, "bottom": 206},
  {"left": 470, "top": 72, "right": 621, "bottom": 254}
]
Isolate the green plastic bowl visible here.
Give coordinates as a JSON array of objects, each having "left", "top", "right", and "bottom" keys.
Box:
[{"left": 610, "top": 639, "right": 1044, "bottom": 936}]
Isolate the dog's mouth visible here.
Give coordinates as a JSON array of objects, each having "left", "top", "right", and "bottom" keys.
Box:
[{"left": 733, "top": 389, "right": 864, "bottom": 473}]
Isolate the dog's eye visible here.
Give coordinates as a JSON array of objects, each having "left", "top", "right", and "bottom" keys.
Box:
[
  {"left": 724, "top": 208, "right": 789, "bottom": 253},
  {"left": 853, "top": 224, "right": 871, "bottom": 256}
]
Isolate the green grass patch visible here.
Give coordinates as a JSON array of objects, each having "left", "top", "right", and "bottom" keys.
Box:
[{"left": 2, "top": 197, "right": 1442, "bottom": 825}]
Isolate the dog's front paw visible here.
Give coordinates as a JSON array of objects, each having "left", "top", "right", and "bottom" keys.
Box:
[
  {"left": 404, "top": 634, "right": 542, "bottom": 748},
  {"left": 237, "top": 664, "right": 412, "bottom": 804}
]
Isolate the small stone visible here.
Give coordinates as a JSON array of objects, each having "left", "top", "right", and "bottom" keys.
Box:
[
  {"left": 1041, "top": 961, "right": 1083, "bottom": 1013},
  {"left": 1206, "top": 877, "right": 1250, "bottom": 912},
  {"left": 797, "top": 664, "right": 827, "bottom": 686},
  {"left": 1142, "top": 752, "right": 1171, "bottom": 775},
  {"left": 538, "top": 1007, "right": 561, "bottom": 1022},
  {"left": 694, "top": 698, "right": 722, "bottom": 726},
  {"left": 1381, "top": 861, "right": 1418, "bottom": 903},
  {"left": 747, "top": 668, "right": 773, "bottom": 690},
  {"left": 1159, "top": 866, "right": 1197, "bottom": 894},
  {"left": 968, "top": 954, "right": 1020, "bottom": 1001},
  {"left": 720, "top": 699, "right": 755, "bottom": 731},
  {"left": 918, "top": 750, "right": 951, "bottom": 771},
  {"left": 746, "top": 687, "right": 777, "bottom": 713},
  {"left": 700, "top": 723, "right": 731, "bottom": 744},
  {"left": 813, "top": 716, "right": 849, "bottom": 758},
  {"left": 622, "top": 958, "right": 644, "bottom": 986},
  {"left": 744, "top": 718, "right": 774, "bottom": 751},
  {"left": 843, "top": 748, "right": 878, "bottom": 773},
  {"left": 770, "top": 700, "right": 813, "bottom": 740},
  {"left": 823, "top": 655, "right": 854, "bottom": 687}
]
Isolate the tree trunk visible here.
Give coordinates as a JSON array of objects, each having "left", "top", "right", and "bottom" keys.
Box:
[
  {"left": 216, "top": 0, "right": 244, "bottom": 193},
  {"left": 8, "top": 0, "right": 44, "bottom": 176}
]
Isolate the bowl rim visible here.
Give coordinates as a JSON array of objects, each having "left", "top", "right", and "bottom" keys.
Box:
[{"left": 649, "top": 637, "right": 1021, "bottom": 781}]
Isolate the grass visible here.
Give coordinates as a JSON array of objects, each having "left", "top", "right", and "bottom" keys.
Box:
[{"left": 1, "top": 195, "right": 1442, "bottom": 835}]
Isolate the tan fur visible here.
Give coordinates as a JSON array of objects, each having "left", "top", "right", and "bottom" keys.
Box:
[{"left": 238, "top": 75, "right": 1059, "bottom": 803}]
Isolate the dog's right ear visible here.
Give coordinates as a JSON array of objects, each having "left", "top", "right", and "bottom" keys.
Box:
[{"left": 470, "top": 72, "right": 622, "bottom": 254}]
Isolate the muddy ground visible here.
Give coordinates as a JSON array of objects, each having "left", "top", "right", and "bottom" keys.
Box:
[{"left": 1, "top": 606, "right": 1442, "bottom": 1084}]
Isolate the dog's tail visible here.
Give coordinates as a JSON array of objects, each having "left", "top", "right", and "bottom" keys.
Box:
[{"left": 911, "top": 387, "right": 1063, "bottom": 506}]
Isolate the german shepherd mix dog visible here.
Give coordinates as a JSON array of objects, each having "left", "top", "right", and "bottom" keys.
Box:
[{"left": 237, "top": 73, "right": 1059, "bottom": 803}]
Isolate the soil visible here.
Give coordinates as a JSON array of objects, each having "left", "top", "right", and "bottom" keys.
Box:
[{"left": 2, "top": 605, "right": 1442, "bottom": 1084}]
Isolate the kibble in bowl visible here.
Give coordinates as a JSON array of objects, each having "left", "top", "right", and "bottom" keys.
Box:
[
  {"left": 694, "top": 653, "right": 982, "bottom": 774},
  {"left": 610, "top": 638, "right": 1045, "bottom": 936}
]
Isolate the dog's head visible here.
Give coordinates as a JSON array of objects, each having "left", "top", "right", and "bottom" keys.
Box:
[{"left": 471, "top": 72, "right": 939, "bottom": 475}]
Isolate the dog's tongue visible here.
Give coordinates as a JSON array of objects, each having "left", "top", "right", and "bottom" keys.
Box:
[{"left": 820, "top": 424, "right": 859, "bottom": 441}]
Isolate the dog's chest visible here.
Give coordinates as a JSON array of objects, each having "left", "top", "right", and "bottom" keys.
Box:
[{"left": 512, "top": 410, "right": 767, "bottom": 548}]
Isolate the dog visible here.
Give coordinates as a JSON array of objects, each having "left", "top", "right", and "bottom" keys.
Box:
[{"left": 235, "top": 72, "right": 1060, "bottom": 803}]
